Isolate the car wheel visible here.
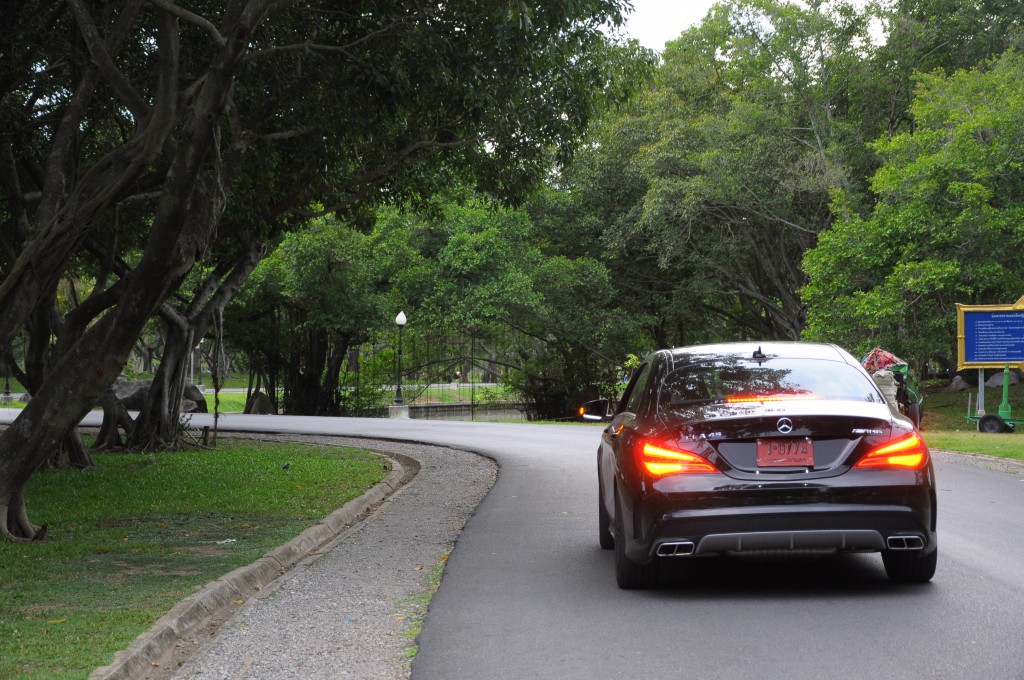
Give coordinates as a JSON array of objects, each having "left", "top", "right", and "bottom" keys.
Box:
[
  {"left": 598, "top": 469, "right": 614, "bottom": 550},
  {"left": 614, "top": 492, "right": 659, "bottom": 589},
  {"left": 882, "top": 547, "right": 937, "bottom": 583},
  {"left": 908, "top": 402, "right": 921, "bottom": 430},
  {"left": 978, "top": 414, "right": 1009, "bottom": 433}
]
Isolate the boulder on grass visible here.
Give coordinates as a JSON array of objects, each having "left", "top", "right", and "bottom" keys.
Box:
[
  {"left": 113, "top": 378, "right": 209, "bottom": 412},
  {"left": 245, "top": 391, "right": 275, "bottom": 415},
  {"left": 943, "top": 375, "right": 969, "bottom": 392},
  {"left": 985, "top": 371, "right": 1021, "bottom": 388},
  {"left": 183, "top": 384, "right": 208, "bottom": 413},
  {"left": 114, "top": 378, "right": 151, "bottom": 410}
]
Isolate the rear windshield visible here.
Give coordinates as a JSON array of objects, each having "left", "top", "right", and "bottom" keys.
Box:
[{"left": 659, "top": 358, "right": 881, "bottom": 413}]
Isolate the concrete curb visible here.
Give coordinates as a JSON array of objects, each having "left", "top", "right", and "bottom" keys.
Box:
[{"left": 89, "top": 450, "right": 420, "bottom": 680}]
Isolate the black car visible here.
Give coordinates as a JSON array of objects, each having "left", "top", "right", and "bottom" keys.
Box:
[{"left": 589, "top": 342, "right": 937, "bottom": 589}]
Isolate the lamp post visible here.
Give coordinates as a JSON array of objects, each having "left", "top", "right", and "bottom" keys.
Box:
[
  {"left": 1, "top": 359, "right": 12, "bottom": 406},
  {"left": 197, "top": 339, "right": 205, "bottom": 392},
  {"left": 394, "top": 311, "right": 407, "bottom": 405}
]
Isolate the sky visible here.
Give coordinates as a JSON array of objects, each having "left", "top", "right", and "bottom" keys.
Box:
[{"left": 622, "top": 0, "right": 719, "bottom": 51}]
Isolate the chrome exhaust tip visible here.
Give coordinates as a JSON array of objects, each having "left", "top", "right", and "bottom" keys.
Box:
[
  {"left": 886, "top": 535, "right": 925, "bottom": 550},
  {"left": 656, "top": 541, "right": 696, "bottom": 557}
]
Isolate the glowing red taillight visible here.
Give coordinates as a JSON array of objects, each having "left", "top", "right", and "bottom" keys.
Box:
[
  {"left": 854, "top": 432, "right": 928, "bottom": 470},
  {"left": 639, "top": 441, "right": 719, "bottom": 476}
]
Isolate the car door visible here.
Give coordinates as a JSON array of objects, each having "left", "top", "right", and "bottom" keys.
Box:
[{"left": 599, "top": 360, "right": 654, "bottom": 513}]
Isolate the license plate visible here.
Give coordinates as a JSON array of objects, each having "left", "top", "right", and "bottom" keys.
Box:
[{"left": 756, "top": 438, "right": 814, "bottom": 467}]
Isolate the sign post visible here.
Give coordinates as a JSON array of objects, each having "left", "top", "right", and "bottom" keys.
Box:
[{"left": 956, "top": 296, "right": 1024, "bottom": 432}]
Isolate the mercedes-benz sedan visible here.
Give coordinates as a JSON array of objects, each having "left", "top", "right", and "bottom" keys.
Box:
[{"left": 589, "top": 342, "right": 937, "bottom": 589}]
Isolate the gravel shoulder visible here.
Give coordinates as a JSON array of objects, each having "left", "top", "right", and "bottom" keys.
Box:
[{"left": 152, "top": 435, "right": 496, "bottom": 680}]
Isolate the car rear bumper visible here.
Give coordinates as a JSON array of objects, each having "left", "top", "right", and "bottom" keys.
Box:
[{"left": 625, "top": 496, "right": 936, "bottom": 563}]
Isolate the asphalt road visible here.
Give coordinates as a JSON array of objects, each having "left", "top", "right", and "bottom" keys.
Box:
[{"left": 6, "top": 411, "right": 1024, "bottom": 678}]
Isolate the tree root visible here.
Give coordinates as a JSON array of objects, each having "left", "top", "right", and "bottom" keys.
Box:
[{"left": 1, "top": 494, "right": 38, "bottom": 542}]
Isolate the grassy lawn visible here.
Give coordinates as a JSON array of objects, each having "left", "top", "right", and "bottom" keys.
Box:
[
  {"left": 1, "top": 387, "right": 252, "bottom": 413},
  {"left": 918, "top": 380, "right": 1022, "bottom": 456},
  {"left": 0, "top": 441, "right": 389, "bottom": 679},
  {"left": 409, "top": 384, "right": 515, "bottom": 405},
  {"left": 204, "top": 391, "right": 248, "bottom": 413}
]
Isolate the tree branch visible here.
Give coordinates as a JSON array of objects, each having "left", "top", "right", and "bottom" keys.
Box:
[
  {"left": 66, "top": 0, "right": 149, "bottom": 120},
  {"left": 147, "top": 0, "right": 226, "bottom": 47},
  {"left": 244, "top": 17, "right": 410, "bottom": 63}
]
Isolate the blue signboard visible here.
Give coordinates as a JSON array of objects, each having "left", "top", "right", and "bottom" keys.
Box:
[{"left": 961, "top": 309, "right": 1024, "bottom": 366}]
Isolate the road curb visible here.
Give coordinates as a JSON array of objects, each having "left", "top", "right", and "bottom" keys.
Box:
[{"left": 89, "top": 450, "right": 420, "bottom": 680}]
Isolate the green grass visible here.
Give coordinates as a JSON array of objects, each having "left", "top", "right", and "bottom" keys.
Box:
[
  {"left": 409, "top": 384, "right": 515, "bottom": 405},
  {"left": 204, "top": 391, "right": 248, "bottom": 413},
  {"left": 923, "top": 430, "right": 1023, "bottom": 458},
  {"left": 920, "top": 380, "right": 1023, "bottom": 432},
  {"left": 0, "top": 441, "right": 389, "bottom": 679},
  {"left": 917, "top": 381, "right": 1022, "bottom": 458},
  {"left": 2, "top": 389, "right": 252, "bottom": 413},
  {"left": 396, "top": 546, "right": 451, "bottom": 664}
]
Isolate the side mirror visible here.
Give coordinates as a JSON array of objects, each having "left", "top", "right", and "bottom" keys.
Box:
[{"left": 579, "top": 398, "right": 614, "bottom": 422}]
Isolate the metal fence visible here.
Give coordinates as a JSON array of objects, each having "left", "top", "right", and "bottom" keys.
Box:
[{"left": 338, "top": 327, "right": 528, "bottom": 421}]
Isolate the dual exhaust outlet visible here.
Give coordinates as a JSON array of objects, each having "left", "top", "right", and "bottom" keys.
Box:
[
  {"left": 886, "top": 535, "right": 925, "bottom": 550},
  {"left": 656, "top": 541, "right": 696, "bottom": 557}
]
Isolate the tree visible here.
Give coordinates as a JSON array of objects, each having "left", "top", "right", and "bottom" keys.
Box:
[
  {"left": 802, "top": 50, "right": 1024, "bottom": 366},
  {"left": 230, "top": 217, "right": 388, "bottom": 416},
  {"left": 0, "top": 0, "right": 642, "bottom": 539}
]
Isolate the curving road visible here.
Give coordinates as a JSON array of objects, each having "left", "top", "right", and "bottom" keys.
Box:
[{"left": 6, "top": 411, "right": 1024, "bottom": 678}]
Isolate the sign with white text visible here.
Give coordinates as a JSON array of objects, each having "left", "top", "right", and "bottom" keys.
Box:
[{"left": 957, "top": 298, "right": 1024, "bottom": 369}]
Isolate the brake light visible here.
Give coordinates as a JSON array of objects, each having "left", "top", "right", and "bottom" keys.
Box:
[
  {"left": 639, "top": 441, "right": 719, "bottom": 476},
  {"left": 726, "top": 394, "right": 817, "bottom": 404},
  {"left": 854, "top": 432, "right": 928, "bottom": 470}
]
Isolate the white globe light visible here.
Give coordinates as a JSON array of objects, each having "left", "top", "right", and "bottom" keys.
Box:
[{"left": 396, "top": 311, "right": 407, "bottom": 326}]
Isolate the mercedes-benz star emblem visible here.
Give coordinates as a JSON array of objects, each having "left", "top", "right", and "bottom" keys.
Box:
[{"left": 777, "top": 417, "right": 794, "bottom": 434}]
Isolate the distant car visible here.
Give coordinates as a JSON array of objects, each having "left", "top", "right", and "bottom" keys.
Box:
[{"left": 587, "top": 342, "right": 937, "bottom": 589}]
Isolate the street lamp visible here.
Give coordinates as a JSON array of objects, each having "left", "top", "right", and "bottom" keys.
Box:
[
  {"left": 1, "top": 359, "right": 12, "bottom": 406},
  {"left": 197, "top": 339, "right": 205, "bottom": 391},
  {"left": 394, "top": 311, "right": 407, "bottom": 405}
]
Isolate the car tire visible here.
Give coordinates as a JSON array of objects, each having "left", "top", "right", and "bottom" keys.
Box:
[
  {"left": 598, "top": 468, "right": 614, "bottom": 550},
  {"left": 882, "top": 547, "right": 937, "bottom": 583},
  {"left": 614, "top": 492, "right": 659, "bottom": 589},
  {"left": 908, "top": 402, "right": 921, "bottom": 430},
  {"left": 978, "top": 414, "right": 1009, "bottom": 433}
]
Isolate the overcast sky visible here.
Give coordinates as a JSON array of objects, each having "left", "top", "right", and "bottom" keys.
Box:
[{"left": 622, "top": 0, "right": 719, "bottom": 51}]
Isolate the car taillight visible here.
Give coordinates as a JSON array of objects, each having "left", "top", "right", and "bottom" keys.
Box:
[
  {"left": 639, "top": 441, "right": 719, "bottom": 476},
  {"left": 854, "top": 432, "right": 928, "bottom": 470}
]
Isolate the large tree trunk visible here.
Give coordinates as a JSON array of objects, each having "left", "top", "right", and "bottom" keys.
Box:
[
  {"left": 95, "top": 388, "right": 135, "bottom": 451},
  {"left": 129, "top": 322, "right": 192, "bottom": 448},
  {"left": 284, "top": 328, "right": 351, "bottom": 416},
  {"left": 129, "top": 238, "right": 264, "bottom": 448}
]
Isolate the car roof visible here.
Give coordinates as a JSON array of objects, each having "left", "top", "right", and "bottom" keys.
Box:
[{"left": 659, "top": 341, "right": 857, "bottom": 367}]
